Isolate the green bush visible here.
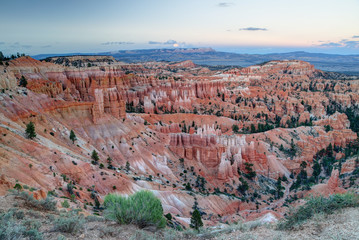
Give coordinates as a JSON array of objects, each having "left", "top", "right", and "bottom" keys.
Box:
[
  {"left": 53, "top": 211, "right": 85, "bottom": 234},
  {"left": 104, "top": 190, "right": 166, "bottom": 229},
  {"left": 61, "top": 200, "right": 70, "bottom": 208},
  {"left": 277, "top": 192, "right": 359, "bottom": 230}
]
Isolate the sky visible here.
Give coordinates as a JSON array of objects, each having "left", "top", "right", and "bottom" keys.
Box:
[{"left": 0, "top": 0, "right": 359, "bottom": 55}]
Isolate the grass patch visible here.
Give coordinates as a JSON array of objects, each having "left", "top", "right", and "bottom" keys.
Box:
[{"left": 277, "top": 192, "right": 359, "bottom": 230}]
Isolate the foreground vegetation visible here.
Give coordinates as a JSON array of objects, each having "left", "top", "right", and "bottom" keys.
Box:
[
  {"left": 278, "top": 192, "right": 359, "bottom": 230},
  {"left": 1, "top": 188, "right": 358, "bottom": 239},
  {"left": 104, "top": 190, "right": 166, "bottom": 229}
]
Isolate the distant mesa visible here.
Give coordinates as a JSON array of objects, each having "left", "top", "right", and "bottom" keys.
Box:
[{"left": 32, "top": 48, "right": 359, "bottom": 75}]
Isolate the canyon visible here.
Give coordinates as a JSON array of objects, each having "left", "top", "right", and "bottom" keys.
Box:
[{"left": 0, "top": 55, "right": 358, "bottom": 228}]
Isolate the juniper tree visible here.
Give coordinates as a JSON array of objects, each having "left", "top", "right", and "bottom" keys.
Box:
[
  {"left": 232, "top": 124, "right": 239, "bottom": 133},
  {"left": 91, "top": 150, "right": 99, "bottom": 163},
  {"left": 125, "top": 161, "right": 131, "bottom": 172},
  {"left": 19, "top": 75, "right": 27, "bottom": 87},
  {"left": 25, "top": 122, "right": 36, "bottom": 139},
  {"left": 69, "top": 130, "right": 77, "bottom": 143},
  {"left": 237, "top": 177, "right": 249, "bottom": 195},
  {"left": 190, "top": 208, "right": 203, "bottom": 232},
  {"left": 275, "top": 177, "right": 285, "bottom": 199}
]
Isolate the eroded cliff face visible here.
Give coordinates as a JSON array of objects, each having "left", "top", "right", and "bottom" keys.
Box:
[{"left": 0, "top": 56, "right": 358, "bottom": 225}]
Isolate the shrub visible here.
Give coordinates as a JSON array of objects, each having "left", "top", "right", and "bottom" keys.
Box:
[
  {"left": 104, "top": 190, "right": 166, "bottom": 229},
  {"left": 85, "top": 215, "right": 105, "bottom": 222},
  {"left": 16, "top": 191, "right": 57, "bottom": 211},
  {"left": 0, "top": 210, "right": 43, "bottom": 240},
  {"left": 14, "top": 183, "right": 22, "bottom": 191},
  {"left": 165, "top": 213, "right": 172, "bottom": 221},
  {"left": 53, "top": 211, "right": 85, "bottom": 234},
  {"left": 0, "top": 212, "right": 26, "bottom": 240},
  {"left": 277, "top": 192, "right": 359, "bottom": 230},
  {"left": 61, "top": 200, "right": 70, "bottom": 208}
]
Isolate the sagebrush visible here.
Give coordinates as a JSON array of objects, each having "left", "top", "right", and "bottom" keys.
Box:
[
  {"left": 104, "top": 190, "right": 166, "bottom": 229},
  {"left": 277, "top": 192, "right": 359, "bottom": 230}
]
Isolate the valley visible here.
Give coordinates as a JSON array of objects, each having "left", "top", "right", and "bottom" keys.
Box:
[{"left": 0, "top": 55, "right": 358, "bottom": 234}]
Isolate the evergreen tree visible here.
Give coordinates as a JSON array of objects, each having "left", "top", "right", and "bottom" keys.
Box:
[
  {"left": 190, "top": 209, "right": 203, "bottom": 232},
  {"left": 69, "top": 130, "right": 77, "bottom": 143},
  {"left": 237, "top": 177, "right": 249, "bottom": 195},
  {"left": 91, "top": 150, "right": 99, "bottom": 162},
  {"left": 250, "top": 124, "right": 256, "bottom": 133},
  {"left": 182, "top": 123, "right": 187, "bottom": 133},
  {"left": 290, "top": 138, "right": 296, "bottom": 157},
  {"left": 19, "top": 75, "right": 27, "bottom": 87},
  {"left": 125, "top": 161, "right": 131, "bottom": 172},
  {"left": 312, "top": 160, "right": 321, "bottom": 183},
  {"left": 275, "top": 177, "right": 285, "bottom": 199},
  {"left": 25, "top": 122, "right": 36, "bottom": 139},
  {"left": 185, "top": 182, "right": 192, "bottom": 191},
  {"left": 107, "top": 157, "right": 113, "bottom": 169},
  {"left": 232, "top": 124, "right": 239, "bottom": 133},
  {"left": 244, "top": 162, "right": 256, "bottom": 180},
  {"left": 299, "top": 161, "right": 308, "bottom": 180},
  {"left": 279, "top": 144, "right": 284, "bottom": 151}
]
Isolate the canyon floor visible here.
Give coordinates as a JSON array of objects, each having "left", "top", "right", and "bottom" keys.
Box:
[{"left": 0, "top": 55, "right": 358, "bottom": 238}]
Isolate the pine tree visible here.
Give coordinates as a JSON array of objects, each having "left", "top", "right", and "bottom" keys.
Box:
[
  {"left": 275, "top": 177, "right": 285, "bottom": 199},
  {"left": 25, "top": 122, "right": 36, "bottom": 139},
  {"left": 237, "top": 177, "right": 249, "bottom": 195},
  {"left": 91, "top": 150, "right": 99, "bottom": 162},
  {"left": 69, "top": 130, "right": 77, "bottom": 143},
  {"left": 19, "top": 75, "right": 27, "bottom": 87},
  {"left": 232, "top": 124, "right": 239, "bottom": 133},
  {"left": 125, "top": 161, "right": 131, "bottom": 172},
  {"left": 190, "top": 208, "right": 203, "bottom": 232}
]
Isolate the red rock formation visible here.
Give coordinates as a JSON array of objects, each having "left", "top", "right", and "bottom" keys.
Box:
[{"left": 1, "top": 56, "right": 359, "bottom": 225}]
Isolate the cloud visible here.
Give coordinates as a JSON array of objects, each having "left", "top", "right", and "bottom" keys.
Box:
[
  {"left": 319, "top": 42, "right": 342, "bottom": 47},
  {"left": 341, "top": 40, "right": 359, "bottom": 48},
  {"left": 148, "top": 41, "right": 162, "bottom": 44},
  {"left": 217, "top": 2, "right": 234, "bottom": 7},
  {"left": 41, "top": 45, "right": 52, "bottom": 48},
  {"left": 101, "top": 41, "right": 134, "bottom": 45},
  {"left": 148, "top": 40, "right": 178, "bottom": 45},
  {"left": 352, "top": 35, "right": 359, "bottom": 38},
  {"left": 163, "top": 40, "right": 177, "bottom": 45},
  {"left": 0, "top": 42, "right": 5, "bottom": 45},
  {"left": 239, "top": 27, "right": 268, "bottom": 31},
  {"left": 318, "top": 39, "right": 359, "bottom": 48}
]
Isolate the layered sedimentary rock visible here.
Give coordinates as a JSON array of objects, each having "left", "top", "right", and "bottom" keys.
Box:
[{"left": 0, "top": 55, "right": 358, "bottom": 225}]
